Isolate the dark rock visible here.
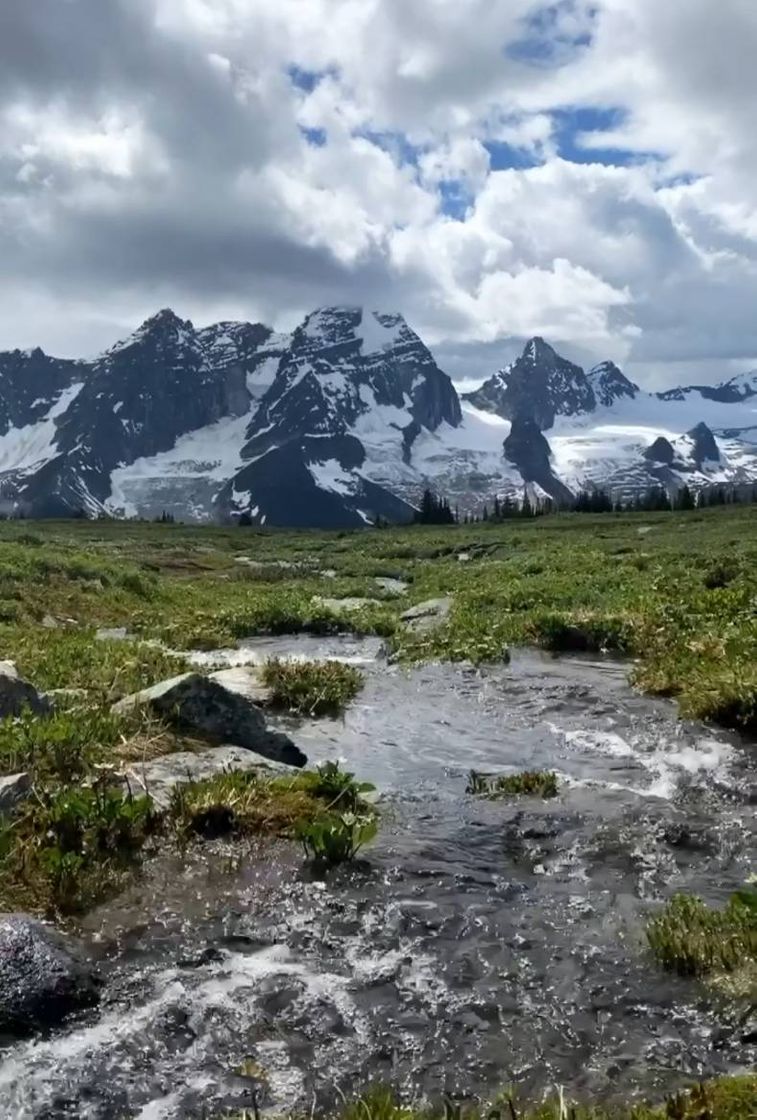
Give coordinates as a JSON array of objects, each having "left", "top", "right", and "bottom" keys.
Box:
[
  {"left": 0, "top": 772, "right": 31, "bottom": 814},
  {"left": 113, "top": 673, "right": 306, "bottom": 767},
  {"left": 587, "top": 361, "right": 639, "bottom": 407},
  {"left": 465, "top": 337, "right": 595, "bottom": 429},
  {"left": 503, "top": 417, "right": 574, "bottom": 504},
  {"left": 643, "top": 436, "right": 676, "bottom": 464},
  {"left": 0, "top": 914, "right": 100, "bottom": 1036},
  {"left": 0, "top": 660, "right": 51, "bottom": 718},
  {"left": 686, "top": 421, "right": 721, "bottom": 466}
]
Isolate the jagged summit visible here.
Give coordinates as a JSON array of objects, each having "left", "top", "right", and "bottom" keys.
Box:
[
  {"left": 464, "top": 336, "right": 593, "bottom": 428},
  {"left": 0, "top": 316, "right": 754, "bottom": 525},
  {"left": 587, "top": 360, "right": 639, "bottom": 407}
]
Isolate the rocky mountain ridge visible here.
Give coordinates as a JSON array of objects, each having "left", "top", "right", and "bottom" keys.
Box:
[{"left": 0, "top": 312, "right": 755, "bottom": 524}]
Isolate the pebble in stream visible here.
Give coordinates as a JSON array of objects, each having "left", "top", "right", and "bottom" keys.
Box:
[{"left": 0, "top": 644, "right": 754, "bottom": 1118}]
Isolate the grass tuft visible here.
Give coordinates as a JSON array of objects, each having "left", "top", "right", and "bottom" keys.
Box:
[
  {"left": 646, "top": 888, "right": 757, "bottom": 977},
  {"left": 262, "top": 658, "right": 364, "bottom": 716},
  {"left": 467, "top": 769, "right": 559, "bottom": 799}
]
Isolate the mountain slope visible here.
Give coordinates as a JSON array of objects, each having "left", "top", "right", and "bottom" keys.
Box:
[{"left": 0, "top": 313, "right": 756, "bottom": 524}]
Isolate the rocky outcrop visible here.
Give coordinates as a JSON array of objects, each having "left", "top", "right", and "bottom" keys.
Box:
[
  {"left": 125, "top": 746, "right": 296, "bottom": 809},
  {"left": 643, "top": 437, "right": 676, "bottom": 464},
  {"left": 686, "top": 421, "right": 721, "bottom": 466},
  {"left": 0, "top": 661, "right": 51, "bottom": 719},
  {"left": 113, "top": 672, "right": 306, "bottom": 768},
  {"left": 401, "top": 597, "right": 453, "bottom": 633},
  {"left": 0, "top": 914, "right": 100, "bottom": 1036},
  {"left": 465, "top": 337, "right": 595, "bottom": 429},
  {"left": 503, "top": 418, "right": 574, "bottom": 504}
]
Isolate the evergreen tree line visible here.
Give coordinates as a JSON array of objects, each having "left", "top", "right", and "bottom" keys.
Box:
[{"left": 412, "top": 481, "right": 757, "bottom": 526}]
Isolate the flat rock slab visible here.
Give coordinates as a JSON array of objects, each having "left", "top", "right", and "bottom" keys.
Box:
[
  {"left": 0, "top": 914, "right": 100, "bottom": 1037},
  {"left": 0, "top": 772, "right": 31, "bottom": 814},
  {"left": 400, "top": 597, "right": 453, "bottom": 633},
  {"left": 209, "top": 666, "right": 272, "bottom": 706},
  {"left": 112, "top": 672, "right": 306, "bottom": 768},
  {"left": 0, "top": 661, "right": 51, "bottom": 719},
  {"left": 312, "top": 596, "right": 382, "bottom": 612},
  {"left": 125, "top": 746, "right": 296, "bottom": 809}
]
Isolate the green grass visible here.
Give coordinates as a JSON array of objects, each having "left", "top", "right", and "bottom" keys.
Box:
[
  {"left": 228, "top": 1075, "right": 757, "bottom": 1120},
  {"left": 467, "top": 769, "right": 559, "bottom": 798},
  {"left": 646, "top": 887, "right": 757, "bottom": 978},
  {"left": 262, "top": 658, "right": 365, "bottom": 716},
  {"left": 169, "top": 762, "right": 377, "bottom": 845},
  {"left": 0, "top": 782, "right": 157, "bottom": 917}
]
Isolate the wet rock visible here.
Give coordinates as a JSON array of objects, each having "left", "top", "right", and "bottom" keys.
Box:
[
  {"left": 0, "top": 914, "right": 100, "bottom": 1036},
  {"left": 400, "top": 597, "right": 452, "bottom": 632},
  {"left": 0, "top": 661, "right": 51, "bottom": 718},
  {"left": 0, "top": 771, "right": 31, "bottom": 814},
  {"left": 112, "top": 672, "right": 306, "bottom": 768},
  {"left": 125, "top": 746, "right": 297, "bottom": 809}
]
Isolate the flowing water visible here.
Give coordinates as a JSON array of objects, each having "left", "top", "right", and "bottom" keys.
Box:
[{"left": 2, "top": 642, "right": 755, "bottom": 1119}]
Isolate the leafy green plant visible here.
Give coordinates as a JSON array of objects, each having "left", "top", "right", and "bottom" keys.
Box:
[
  {"left": 467, "top": 769, "right": 559, "bottom": 799},
  {"left": 297, "top": 812, "right": 377, "bottom": 866},
  {"left": 262, "top": 658, "right": 364, "bottom": 716},
  {"left": 309, "top": 760, "right": 376, "bottom": 811}
]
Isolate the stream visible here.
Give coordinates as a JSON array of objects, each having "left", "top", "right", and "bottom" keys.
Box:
[{"left": 1, "top": 641, "right": 755, "bottom": 1118}]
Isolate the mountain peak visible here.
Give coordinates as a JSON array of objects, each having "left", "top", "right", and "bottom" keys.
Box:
[
  {"left": 587, "top": 360, "right": 639, "bottom": 407},
  {"left": 523, "top": 336, "right": 556, "bottom": 362},
  {"left": 465, "top": 337, "right": 594, "bottom": 429}
]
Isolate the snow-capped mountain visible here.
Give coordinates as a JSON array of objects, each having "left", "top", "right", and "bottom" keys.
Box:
[{"left": 0, "top": 310, "right": 755, "bottom": 525}]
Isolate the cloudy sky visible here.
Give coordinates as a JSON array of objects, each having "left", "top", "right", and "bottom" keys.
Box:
[{"left": 2, "top": 0, "right": 756, "bottom": 389}]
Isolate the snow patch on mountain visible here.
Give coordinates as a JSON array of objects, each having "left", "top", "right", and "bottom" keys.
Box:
[
  {"left": 0, "top": 382, "right": 83, "bottom": 473},
  {"left": 355, "top": 310, "right": 405, "bottom": 356}
]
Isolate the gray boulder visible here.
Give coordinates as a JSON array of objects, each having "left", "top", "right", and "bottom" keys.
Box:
[
  {"left": 400, "top": 597, "right": 453, "bottom": 633},
  {"left": 0, "top": 772, "right": 31, "bottom": 814},
  {"left": 0, "top": 661, "right": 51, "bottom": 718},
  {"left": 125, "top": 746, "right": 296, "bottom": 809},
  {"left": 113, "top": 672, "right": 306, "bottom": 768},
  {"left": 0, "top": 914, "right": 100, "bottom": 1036}
]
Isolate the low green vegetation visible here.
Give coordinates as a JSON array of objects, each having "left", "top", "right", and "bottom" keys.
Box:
[
  {"left": 171, "top": 762, "right": 378, "bottom": 865},
  {"left": 467, "top": 769, "right": 559, "bottom": 799},
  {"left": 0, "top": 780, "right": 157, "bottom": 916},
  {"left": 297, "top": 812, "right": 378, "bottom": 866},
  {"left": 262, "top": 658, "right": 364, "bottom": 716},
  {"left": 646, "top": 887, "right": 757, "bottom": 978},
  {"left": 229, "top": 1075, "right": 757, "bottom": 1120}
]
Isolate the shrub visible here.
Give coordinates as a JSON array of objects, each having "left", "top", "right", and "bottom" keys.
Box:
[
  {"left": 262, "top": 658, "right": 364, "bottom": 716},
  {"left": 467, "top": 769, "right": 559, "bottom": 799}
]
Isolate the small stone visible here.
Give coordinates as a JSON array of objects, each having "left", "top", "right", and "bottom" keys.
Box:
[
  {"left": 312, "top": 596, "right": 381, "bottom": 612},
  {"left": 96, "top": 627, "right": 129, "bottom": 641},
  {"left": 0, "top": 772, "right": 31, "bottom": 814},
  {"left": 0, "top": 661, "right": 51, "bottom": 718},
  {"left": 41, "top": 615, "right": 59, "bottom": 629}
]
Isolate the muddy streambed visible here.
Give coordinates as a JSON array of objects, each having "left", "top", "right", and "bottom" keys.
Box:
[{"left": 1, "top": 642, "right": 755, "bottom": 1118}]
